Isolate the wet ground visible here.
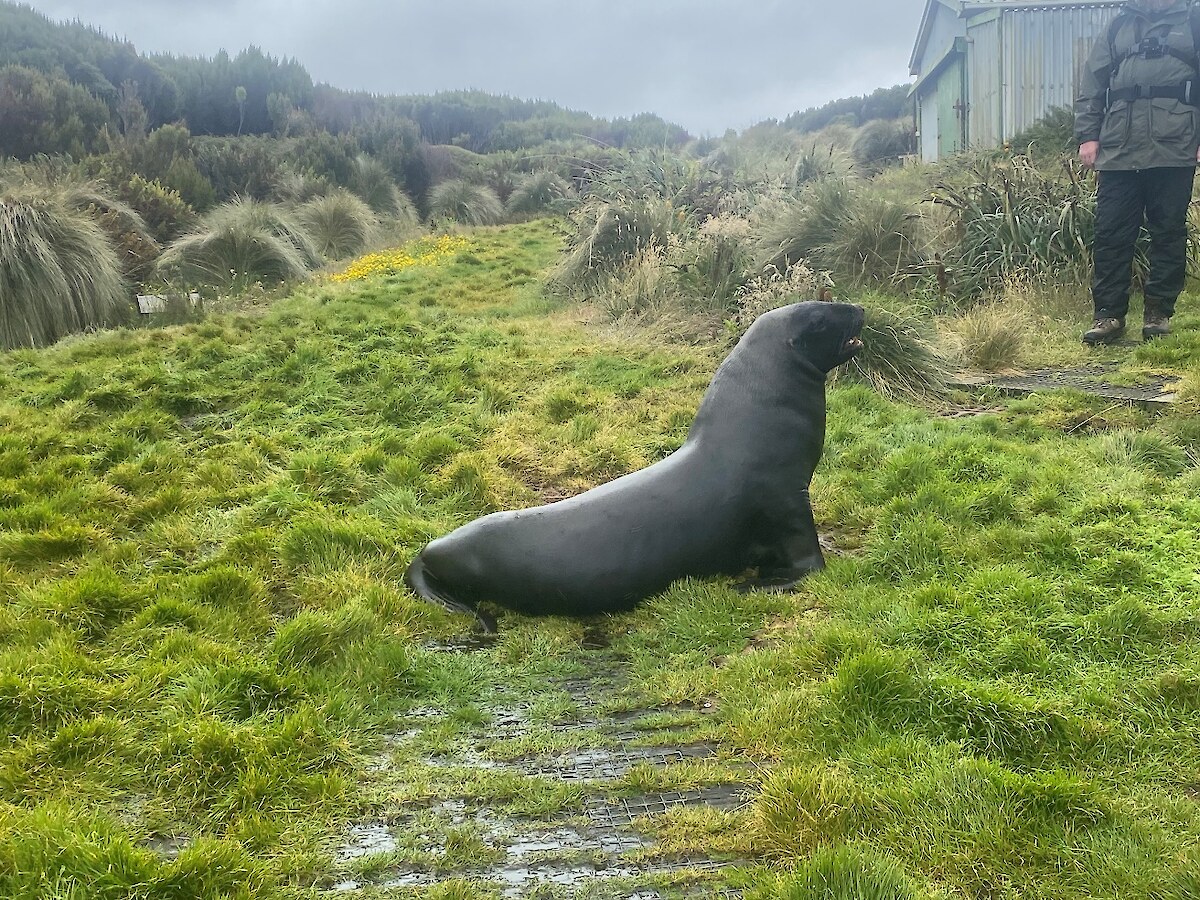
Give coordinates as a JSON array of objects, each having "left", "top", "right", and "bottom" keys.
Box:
[{"left": 327, "top": 632, "right": 752, "bottom": 898}]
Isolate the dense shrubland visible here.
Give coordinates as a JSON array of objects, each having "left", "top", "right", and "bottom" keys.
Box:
[
  {"left": 0, "top": 0, "right": 1183, "bottom": 393},
  {"left": 783, "top": 83, "right": 913, "bottom": 133},
  {"left": 0, "top": 2, "right": 713, "bottom": 348},
  {"left": 532, "top": 109, "right": 1141, "bottom": 395},
  {"left": 0, "top": 97, "right": 1145, "bottom": 392},
  {"left": 0, "top": 4, "right": 688, "bottom": 159}
]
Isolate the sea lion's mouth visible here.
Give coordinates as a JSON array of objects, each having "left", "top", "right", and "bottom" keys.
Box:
[{"left": 841, "top": 306, "right": 866, "bottom": 359}]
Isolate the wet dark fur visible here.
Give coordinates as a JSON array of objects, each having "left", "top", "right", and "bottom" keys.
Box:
[{"left": 404, "top": 301, "right": 865, "bottom": 629}]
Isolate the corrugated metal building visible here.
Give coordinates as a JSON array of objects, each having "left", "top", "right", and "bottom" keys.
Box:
[{"left": 910, "top": 0, "right": 1125, "bottom": 161}]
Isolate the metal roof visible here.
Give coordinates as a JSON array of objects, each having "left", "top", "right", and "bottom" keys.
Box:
[
  {"left": 910, "top": 0, "right": 1127, "bottom": 73},
  {"left": 961, "top": 1, "right": 1125, "bottom": 9},
  {"left": 910, "top": 0, "right": 963, "bottom": 73},
  {"left": 960, "top": 1, "right": 1124, "bottom": 4}
]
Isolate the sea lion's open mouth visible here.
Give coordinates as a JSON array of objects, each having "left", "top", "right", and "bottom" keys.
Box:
[{"left": 841, "top": 307, "right": 866, "bottom": 358}]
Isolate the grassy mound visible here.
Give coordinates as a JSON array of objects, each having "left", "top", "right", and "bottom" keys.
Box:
[{"left": 427, "top": 179, "right": 505, "bottom": 226}]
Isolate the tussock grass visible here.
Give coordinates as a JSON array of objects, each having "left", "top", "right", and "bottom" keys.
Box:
[
  {"left": 940, "top": 297, "right": 1032, "bottom": 371},
  {"left": 505, "top": 170, "right": 573, "bottom": 216},
  {"left": 551, "top": 194, "right": 680, "bottom": 291},
  {"left": 348, "top": 153, "right": 408, "bottom": 218},
  {"left": 157, "top": 197, "right": 322, "bottom": 289},
  {"left": 594, "top": 246, "right": 681, "bottom": 321},
  {"left": 271, "top": 167, "right": 332, "bottom": 205},
  {"left": 839, "top": 300, "right": 948, "bottom": 401},
  {"left": 852, "top": 119, "right": 914, "bottom": 171},
  {"left": 675, "top": 214, "right": 755, "bottom": 315},
  {"left": 756, "top": 178, "right": 922, "bottom": 288},
  {"left": 0, "top": 168, "right": 162, "bottom": 275},
  {"left": 757, "top": 177, "right": 852, "bottom": 275},
  {"left": 427, "top": 179, "right": 505, "bottom": 226},
  {"left": 0, "top": 187, "right": 129, "bottom": 350},
  {"left": 821, "top": 195, "right": 922, "bottom": 285},
  {"left": 296, "top": 189, "right": 379, "bottom": 260},
  {"left": 790, "top": 143, "right": 854, "bottom": 188}
]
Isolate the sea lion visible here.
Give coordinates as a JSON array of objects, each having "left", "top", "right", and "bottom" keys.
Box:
[{"left": 405, "top": 300, "right": 865, "bottom": 631}]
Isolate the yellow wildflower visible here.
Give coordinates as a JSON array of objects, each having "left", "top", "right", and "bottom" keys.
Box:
[{"left": 329, "top": 234, "right": 471, "bottom": 283}]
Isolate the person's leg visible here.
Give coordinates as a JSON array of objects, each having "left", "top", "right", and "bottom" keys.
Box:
[
  {"left": 1089, "top": 170, "right": 1146, "bottom": 338},
  {"left": 1141, "top": 166, "right": 1195, "bottom": 331}
]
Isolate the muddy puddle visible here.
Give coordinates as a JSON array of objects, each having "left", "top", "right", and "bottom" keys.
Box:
[
  {"left": 338, "top": 822, "right": 399, "bottom": 860},
  {"left": 418, "top": 742, "right": 726, "bottom": 782},
  {"left": 141, "top": 834, "right": 191, "bottom": 860},
  {"left": 421, "top": 632, "right": 501, "bottom": 653},
  {"left": 330, "top": 633, "right": 751, "bottom": 897}
]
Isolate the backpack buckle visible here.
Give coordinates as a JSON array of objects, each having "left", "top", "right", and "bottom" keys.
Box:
[{"left": 1139, "top": 35, "right": 1165, "bottom": 59}]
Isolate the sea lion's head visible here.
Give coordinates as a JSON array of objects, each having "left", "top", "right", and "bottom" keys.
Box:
[{"left": 771, "top": 301, "right": 865, "bottom": 373}]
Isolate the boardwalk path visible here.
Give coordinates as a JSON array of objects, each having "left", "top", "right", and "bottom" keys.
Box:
[{"left": 948, "top": 362, "right": 1179, "bottom": 409}]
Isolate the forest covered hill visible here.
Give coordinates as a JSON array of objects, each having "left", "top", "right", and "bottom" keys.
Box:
[
  {"left": 0, "top": 1, "right": 911, "bottom": 160},
  {"left": 0, "top": 1, "right": 692, "bottom": 157}
]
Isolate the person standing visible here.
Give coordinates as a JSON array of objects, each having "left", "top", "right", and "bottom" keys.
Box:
[{"left": 1075, "top": 0, "right": 1200, "bottom": 344}]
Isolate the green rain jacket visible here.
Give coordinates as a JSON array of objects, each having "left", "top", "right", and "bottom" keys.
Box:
[{"left": 1074, "top": 0, "right": 1200, "bottom": 169}]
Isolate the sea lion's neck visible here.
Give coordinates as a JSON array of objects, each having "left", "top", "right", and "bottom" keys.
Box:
[{"left": 688, "top": 347, "right": 826, "bottom": 438}]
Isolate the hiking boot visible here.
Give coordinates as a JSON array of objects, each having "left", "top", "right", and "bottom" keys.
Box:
[
  {"left": 1142, "top": 314, "right": 1171, "bottom": 340},
  {"left": 1083, "top": 317, "right": 1125, "bottom": 345}
]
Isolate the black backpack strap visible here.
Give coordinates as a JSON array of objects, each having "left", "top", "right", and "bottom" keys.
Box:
[
  {"left": 1102, "top": 10, "right": 1127, "bottom": 85},
  {"left": 1191, "top": 0, "right": 1200, "bottom": 66},
  {"left": 1107, "top": 82, "right": 1198, "bottom": 103},
  {"left": 1105, "top": 4, "right": 1200, "bottom": 108},
  {"left": 1108, "top": 4, "right": 1200, "bottom": 81}
]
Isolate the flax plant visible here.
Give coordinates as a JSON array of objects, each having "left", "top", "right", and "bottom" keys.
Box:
[{"left": 929, "top": 154, "right": 1118, "bottom": 300}]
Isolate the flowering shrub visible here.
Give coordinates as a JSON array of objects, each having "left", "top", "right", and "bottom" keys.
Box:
[
  {"left": 730, "top": 261, "right": 830, "bottom": 333},
  {"left": 330, "top": 234, "right": 471, "bottom": 283}
]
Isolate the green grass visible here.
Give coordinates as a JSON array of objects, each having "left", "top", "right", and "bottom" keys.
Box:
[{"left": 2, "top": 217, "right": 1200, "bottom": 898}]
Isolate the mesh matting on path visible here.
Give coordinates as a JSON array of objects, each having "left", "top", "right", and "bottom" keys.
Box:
[{"left": 949, "top": 365, "right": 1179, "bottom": 406}]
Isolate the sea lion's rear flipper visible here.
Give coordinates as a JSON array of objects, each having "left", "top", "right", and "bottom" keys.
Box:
[{"left": 404, "top": 554, "right": 497, "bottom": 633}]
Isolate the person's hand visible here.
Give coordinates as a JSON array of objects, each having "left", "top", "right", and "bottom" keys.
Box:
[{"left": 1079, "top": 140, "right": 1100, "bottom": 169}]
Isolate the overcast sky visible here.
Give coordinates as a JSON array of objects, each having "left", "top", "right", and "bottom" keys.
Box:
[{"left": 24, "top": 0, "right": 926, "bottom": 135}]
